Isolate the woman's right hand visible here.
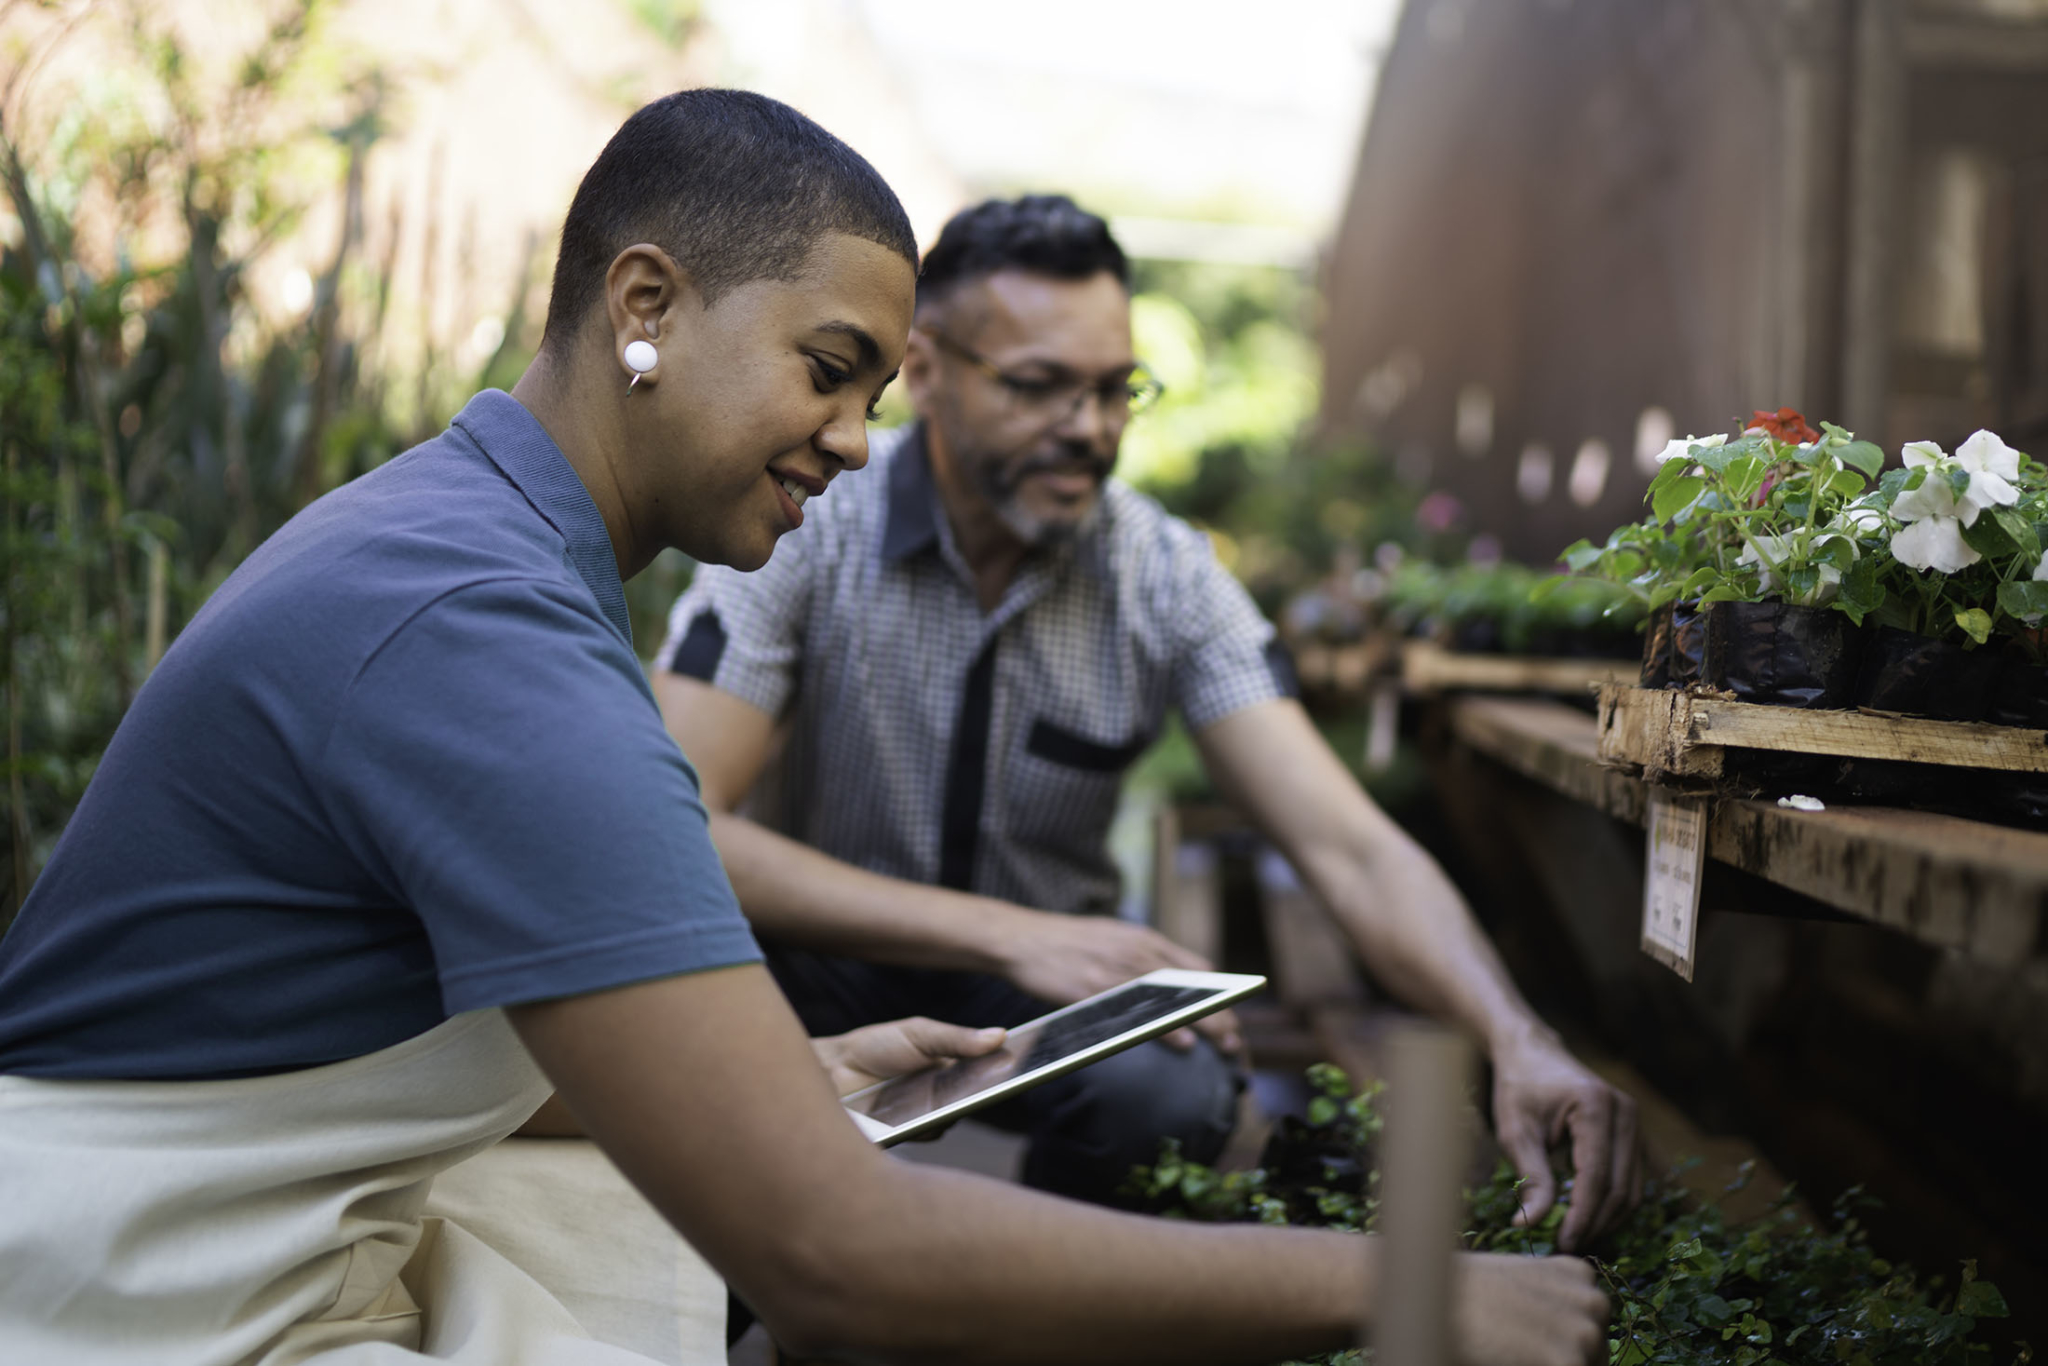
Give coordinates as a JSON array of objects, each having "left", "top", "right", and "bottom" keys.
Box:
[{"left": 1453, "top": 1253, "right": 1611, "bottom": 1366}]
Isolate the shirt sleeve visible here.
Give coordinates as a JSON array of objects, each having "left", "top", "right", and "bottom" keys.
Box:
[
  {"left": 1157, "top": 519, "right": 1297, "bottom": 731},
  {"left": 653, "top": 531, "right": 815, "bottom": 719},
  {"left": 318, "top": 577, "right": 761, "bottom": 1014}
]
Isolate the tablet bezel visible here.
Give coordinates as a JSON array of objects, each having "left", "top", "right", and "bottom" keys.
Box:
[{"left": 841, "top": 967, "right": 1266, "bottom": 1147}]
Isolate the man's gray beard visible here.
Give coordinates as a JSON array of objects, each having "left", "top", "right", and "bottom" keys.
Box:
[{"left": 967, "top": 448, "right": 1106, "bottom": 549}]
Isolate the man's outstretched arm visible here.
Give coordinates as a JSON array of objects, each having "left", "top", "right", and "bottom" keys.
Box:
[
  {"left": 1191, "top": 698, "right": 1641, "bottom": 1251},
  {"left": 508, "top": 960, "right": 1609, "bottom": 1365},
  {"left": 653, "top": 672, "right": 1237, "bottom": 1048}
]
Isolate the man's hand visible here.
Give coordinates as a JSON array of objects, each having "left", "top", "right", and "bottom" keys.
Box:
[
  {"left": 1451, "top": 1253, "right": 1609, "bottom": 1366},
  {"left": 996, "top": 910, "right": 1242, "bottom": 1055},
  {"left": 1491, "top": 1035, "right": 1640, "bottom": 1252},
  {"left": 813, "top": 1016, "right": 1009, "bottom": 1096}
]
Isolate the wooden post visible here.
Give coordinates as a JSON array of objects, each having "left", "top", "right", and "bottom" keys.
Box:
[
  {"left": 1368, "top": 1022, "right": 1475, "bottom": 1366},
  {"left": 1842, "top": 0, "right": 1902, "bottom": 440}
]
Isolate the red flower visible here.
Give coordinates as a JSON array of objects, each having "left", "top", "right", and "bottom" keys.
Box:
[{"left": 1746, "top": 407, "right": 1819, "bottom": 445}]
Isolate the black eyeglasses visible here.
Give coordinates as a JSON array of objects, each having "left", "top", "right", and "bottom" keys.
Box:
[{"left": 921, "top": 329, "right": 1166, "bottom": 421}]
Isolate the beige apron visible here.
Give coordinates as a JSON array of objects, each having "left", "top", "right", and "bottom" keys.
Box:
[{"left": 0, "top": 1009, "right": 724, "bottom": 1366}]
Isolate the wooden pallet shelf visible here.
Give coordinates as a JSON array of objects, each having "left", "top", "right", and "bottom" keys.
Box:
[
  {"left": 1402, "top": 640, "right": 1636, "bottom": 696},
  {"left": 1596, "top": 684, "right": 2048, "bottom": 783},
  {"left": 1443, "top": 694, "right": 2048, "bottom": 963}
]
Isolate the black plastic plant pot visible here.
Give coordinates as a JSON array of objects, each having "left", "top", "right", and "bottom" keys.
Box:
[
  {"left": 1449, "top": 619, "right": 1503, "bottom": 654},
  {"left": 1639, "top": 603, "right": 1674, "bottom": 688},
  {"left": 1701, "top": 600, "right": 1865, "bottom": 709},
  {"left": 1850, "top": 626, "right": 2000, "bottom": 722},
  {"left": 1986, "top": 647, "right": 2048, "bottom": 730},
  {"left": 1668, "top": 602, "right": 1708, "bottom": 687}
]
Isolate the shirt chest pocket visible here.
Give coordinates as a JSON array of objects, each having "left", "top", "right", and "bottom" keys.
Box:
[{"left": 1002, "top": 718, "right": 1152, "bottom": 848}]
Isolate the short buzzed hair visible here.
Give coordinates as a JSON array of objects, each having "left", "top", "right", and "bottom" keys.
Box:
[
  {"left": 543, "top": 89, "right": 917, "bottom": 342},
  {"left": 915, "top": 195, "right": 1129, "bottom": 310}
]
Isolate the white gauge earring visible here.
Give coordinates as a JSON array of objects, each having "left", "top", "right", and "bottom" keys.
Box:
[{"left": 623, "top": 339, "right": 658, "bottom": 390}]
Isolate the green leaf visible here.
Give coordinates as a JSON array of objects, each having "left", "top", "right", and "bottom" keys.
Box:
[
  {"left": 1653, "top": 475, "right": 1705, "bottom": 524},
  {"left": 1725, "top": 455, "right": 1768, "bottom": 504},
  {"left": 1838, "top": 441, "right": 1885, "bottom": 477},
  {"left": 1963, "top": 513, "right": 2022, "bottom": 559},
  {"left": 1823, "top": 469, "right": 1868, "bottom": 501},
  {"left": 1563, "top": 540, "right": 1603, "bottom": 572},
  {"left": 1956, "top": 1278, "right": 2009, "bottom": 1319},
  {"left": 1700, "top": 585, "right": 1751, "bottom": 605},
  {"left": 1991, "top": 505, "right": 2042, "bottom": 562},
  {"left": 1837, "top": 558, "right": 1885, "bottom": 617},
  {"left": 1955, "top": 607, "right": 1994, "bottom": 645},
  {"left": 1647, "top": 458, "right": 1692, "bottom": 500},
  {"left": 1811, "top": 535, "right": 1857, "bottom": 570},
  {"left": 1997, "top": 580, "right": 2048, "bottom": 619}
]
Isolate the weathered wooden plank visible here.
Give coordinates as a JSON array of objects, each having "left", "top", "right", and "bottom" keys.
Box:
[
  {"left": 1448, "top": 695, "right": 1648, "bottom": 823},
  {"left": 1444, "top": 695, "right": 2048, "bottom": 964},
  {"left": 1402, "top": 641, "right": 1636, "bottom": 696},
  {"left": 1597, "top": 685, "right": 2048, "bottom": 778}
]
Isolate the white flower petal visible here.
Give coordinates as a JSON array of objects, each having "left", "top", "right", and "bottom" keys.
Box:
[
  {"left": 1657, "top": 433, "right": 1727, "bottom": 463},
  {"left": 1901, "top": 440, "right": 1946, "bottom": 469},
  {"left": 1890, "top": 516, "right": 1981, "bottom": 573},
  {"left": 2033, "top": 551, "right": 2048, "bottom": 583},
  {"left": 1891, "top": 474, "right": 1957, "bottom": 523},
  {"left": 1956, "top": 429, "right": 2021, "bottom": 483},
  {"left": 1960, "top": 468, "right": 2019, "bottom": 514},
  {"left": 1835, "top": 505, "right": 1889, "bottom": 535}
]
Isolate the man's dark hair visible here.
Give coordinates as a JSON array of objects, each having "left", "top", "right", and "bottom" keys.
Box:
[
  {"left": 543, "top": 88, "right": 917, "bottom": 342},
  {"left": 915, "top": 195, "right": 1128, "bottom": 309}
]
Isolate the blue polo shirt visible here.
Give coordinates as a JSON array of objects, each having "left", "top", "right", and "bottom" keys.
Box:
[{"left": 0, "top": 391, "right": 760, "bottom": 1079}]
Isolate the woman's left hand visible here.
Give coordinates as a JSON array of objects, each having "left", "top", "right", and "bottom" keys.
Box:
[{"left": 813, "top": 1017, "right": 1007, "bottom": 1097}]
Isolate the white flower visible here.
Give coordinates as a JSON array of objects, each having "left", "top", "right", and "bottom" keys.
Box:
[
  {"left": 1889, "top": 472, "right": 1981, "bottom": 573},
  {"left": 1656, "top": 432, "right": 1727, "bottom": 463},
  {"left": 1834, "top": 503, "right": 1889, "bottom": 536},
  {"left": 1953, "top": 429, "right": 2022, "bottom": 518},
  {"left": 1901, "top": 432, "right": 2022, "bottom": 526},
  {"left": 1737, "top": 533, "right": 1849, "bottom": 605}
]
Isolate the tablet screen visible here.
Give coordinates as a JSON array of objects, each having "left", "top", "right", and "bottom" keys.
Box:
[{"left": 844, "top": 981, "right": 1229, "bottom": 1131}]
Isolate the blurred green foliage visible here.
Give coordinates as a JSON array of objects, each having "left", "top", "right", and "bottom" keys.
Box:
[
  {"left": 0, "top": 2, "right": 536, "bottom": 923},
  {"left": 1131, "top": 1065, "right": 2029, "bottom": 1366}
]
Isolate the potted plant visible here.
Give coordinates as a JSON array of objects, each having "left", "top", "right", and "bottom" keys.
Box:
[
  {"left": 1830, "top": 430, "right": 2047, "bottom": 723},
  {"left": 1558, "top": 410, "right": 1885, "bottom": 706}
]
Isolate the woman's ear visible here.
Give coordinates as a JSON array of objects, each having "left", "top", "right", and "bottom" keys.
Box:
[{"left": 603, "top": 244, "right": 688, "bottom": 385}]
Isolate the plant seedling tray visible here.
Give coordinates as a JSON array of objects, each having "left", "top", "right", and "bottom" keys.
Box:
[
  {"left": 1596, "top": 683, "right": 2048, "bottom": 783},
  {"left": 1403, "top": 641, "right": 1637, "bottom": 697}
]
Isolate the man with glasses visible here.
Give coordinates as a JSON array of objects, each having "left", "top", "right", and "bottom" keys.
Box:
[{"left": 655, "top": 197, "right": 1637, "bottom": 1242}]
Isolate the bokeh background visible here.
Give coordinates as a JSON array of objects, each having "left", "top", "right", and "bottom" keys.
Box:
[{"left": 6, "top": 0, "right": 2047, "bottom": 921}]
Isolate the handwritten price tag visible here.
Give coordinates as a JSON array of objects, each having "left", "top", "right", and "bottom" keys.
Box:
[{"left": 1641, "top": 788, "right": 1708, "bottom": 981}]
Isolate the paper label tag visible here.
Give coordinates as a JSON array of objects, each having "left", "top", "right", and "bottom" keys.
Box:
[
  {"left": 1364, "top": 679, "right": 1401, "bottom": 773},
  {"left": 1641, "top": 788, "right": 1708, "bottom": 981}
]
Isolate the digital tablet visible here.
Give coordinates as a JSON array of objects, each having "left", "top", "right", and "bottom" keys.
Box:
[{"left": 841, "top": 968, "right": 1266, "bottom": 1147}]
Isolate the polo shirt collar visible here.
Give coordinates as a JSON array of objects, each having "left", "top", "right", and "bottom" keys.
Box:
[
  {"left": 452, "top": 390, "right": 634, "bottom": 647},
  {"left": 880, "top": 421, "right": 1110, "bottom": 581},
  {"left": 881, "top": 423, "right": 943, "bottom": 563}
]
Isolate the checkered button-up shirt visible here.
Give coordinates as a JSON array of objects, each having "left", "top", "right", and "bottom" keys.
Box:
[{"left": 656, "top": 423, "right": 1292, "bottom": 916}]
